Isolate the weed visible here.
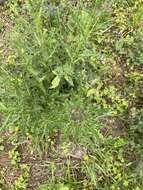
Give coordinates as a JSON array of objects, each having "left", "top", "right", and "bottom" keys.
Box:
[{"left": 0, "top": 0, "right": 143, "bottom": 189}]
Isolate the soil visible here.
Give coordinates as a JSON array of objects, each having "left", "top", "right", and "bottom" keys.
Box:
[
  {"left": 0, "top": 131, "right": 52, "bottom": 189},
  {"left": 0, "top": 131, "right": 86, "bottom": 189}
]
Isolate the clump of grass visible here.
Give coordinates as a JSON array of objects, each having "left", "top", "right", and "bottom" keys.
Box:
[{"left": 0, "top": 0, "right": 143, "bottom": 189}]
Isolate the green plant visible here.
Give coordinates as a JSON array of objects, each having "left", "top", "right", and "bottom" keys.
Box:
[
  {"left": 0, "top": 138, "right": 4, "bottom": 152},
  {"left": 0, "top": 0, "right": 143, "bottom": 189},
  {"left": 37, "top": 183, "right": 71, "bottom": 190},
  {"left": 0, "top": 0, "right": 112, "bottom": 144},
  {"left": 11, "top": 164, "right": 30, "bottom": 190},
  {"left": 9, "top": 146, "right": 21, "bottom": 165}
]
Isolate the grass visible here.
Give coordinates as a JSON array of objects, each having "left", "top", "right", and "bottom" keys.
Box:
[{"left": 0, "top": 0, "right": 143, "bottom": 189}]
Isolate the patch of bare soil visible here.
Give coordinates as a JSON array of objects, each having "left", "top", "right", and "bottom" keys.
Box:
[
  {"left": 0, "top": 131, "right": 87, "bottom": 189},
  {"left": 0, "top": 132, "right": 50, "bottom": 189}
]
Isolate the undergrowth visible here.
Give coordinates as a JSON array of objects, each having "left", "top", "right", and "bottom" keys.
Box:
[{"left": 0, "top": 0, "right": 143, "bottom": 189}]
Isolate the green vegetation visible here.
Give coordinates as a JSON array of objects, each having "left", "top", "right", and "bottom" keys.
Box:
[{"left": 0, "top": 0, "right": 143, "bottom": 189}]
